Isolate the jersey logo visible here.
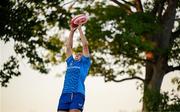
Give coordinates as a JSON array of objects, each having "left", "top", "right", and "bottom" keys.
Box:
[
  {"left": 67, "top": 66, "right": 80, "bottom": 69},
  {"left": 78, "top": 103, "right": 83, "bottom": 107}
]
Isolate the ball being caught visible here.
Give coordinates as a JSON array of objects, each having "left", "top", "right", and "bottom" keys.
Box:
[{"left": 70, "top": 14, "right": 88, "bottom": 28}]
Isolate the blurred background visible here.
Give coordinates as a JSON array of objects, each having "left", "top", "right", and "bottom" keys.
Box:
[{"left": 0, "top": 0, "right": 180, "bottom": 112}]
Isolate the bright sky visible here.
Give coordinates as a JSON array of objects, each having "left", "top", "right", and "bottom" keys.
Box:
[{"left": 0, "top": 37, "right": 180, "bottom": 112}]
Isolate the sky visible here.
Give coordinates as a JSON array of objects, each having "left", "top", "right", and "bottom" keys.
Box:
[{"left": 0, "top": 37, "right": 180, "bottom": 112}]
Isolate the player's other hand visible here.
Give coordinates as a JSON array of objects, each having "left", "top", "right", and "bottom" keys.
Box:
[
  {"left": 77, "top": 24, "right": 82, "bottom": 31},
  {"left": 70, "top": 25, "right": 77, "bottom": 32}
]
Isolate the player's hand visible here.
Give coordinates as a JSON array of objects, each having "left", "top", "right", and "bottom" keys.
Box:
[
  {"left": 70, "top": 25, "right": 77, "bottom": 32},
  {"left": 77, "top": 24, "right": 82, "bottom": 31}
]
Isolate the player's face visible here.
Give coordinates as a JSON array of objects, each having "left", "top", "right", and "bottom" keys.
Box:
[{"left": 75, "top": 52, "right": 82, "bottom": 60}]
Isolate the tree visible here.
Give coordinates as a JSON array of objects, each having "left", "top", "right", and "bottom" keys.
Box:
[
  {"left": 0, "top": 0, "right": 71, "bottom": 86},
  {"left": 0, "top": 0, "right": 180, "bottom": 111},
  {"left": 83, "top": 0, "right": 180, "bottom": 111}
]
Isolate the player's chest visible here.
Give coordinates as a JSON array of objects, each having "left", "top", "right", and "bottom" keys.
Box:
[{"left": 69, "top": 60, "right": 81, "bottom": 67}]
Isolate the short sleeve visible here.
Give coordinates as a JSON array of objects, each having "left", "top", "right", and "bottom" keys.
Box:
[
  {"left": 66, "top": 55, "right": 73, "bottom": 64},
  {"left": 81, "top": 55, "right": 91, "bottom": 66}
]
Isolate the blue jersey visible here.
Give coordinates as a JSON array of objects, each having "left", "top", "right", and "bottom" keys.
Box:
[{"left": 62, "top": 55, "right": 91, "bottom": 95}]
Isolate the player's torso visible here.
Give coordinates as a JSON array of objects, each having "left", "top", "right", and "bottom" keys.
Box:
[{"left": 63, "top": 60, "right": 85, "bottom": 93}]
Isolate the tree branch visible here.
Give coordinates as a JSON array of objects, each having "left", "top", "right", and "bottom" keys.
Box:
[
  {"left": 61, "top": 0, "right": 77, "bottom": 7},
  {"left": 120, "top": 51, "right": 154, "bottom": 65},
  {"left": 112, "top": 76, "right": 145, "bottom": 83},
  {"left": 120, "top": 0, "right": 135, "bottom": 7},
  {"left": 162, "top": 0, "right": 177, "bottom": 24},
  {"left": 110, "top": 0, "right": 133, "bottom": 14},
  {"left": 134, "top": 0, "right": 143, "bottom": 12},
  {"left": 151, "top": 0, "right": 166, "bottom": 17},
  {"left": 175, "top": 18, "right": 180, "bottom": 21},
  {"left": 110, "top": 0, "right": 124, "bottom": 7},
  {"left": 171, "top": 29, "right": 180, "bottom": 41},
  {"left": 166, "top": 65, "right": 180, "bottom": 74}
]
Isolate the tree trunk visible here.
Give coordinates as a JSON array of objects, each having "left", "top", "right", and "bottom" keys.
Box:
[
  {"left": 142, "top": 0, "right": 177, "bottom": 111},
  {"left": 143, "top": 56, "right": 168, "bottom": 111}
]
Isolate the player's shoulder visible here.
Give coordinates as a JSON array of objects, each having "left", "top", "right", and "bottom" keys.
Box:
[{"left": 66, "top": 55, "right": 74, "bottom": 63}]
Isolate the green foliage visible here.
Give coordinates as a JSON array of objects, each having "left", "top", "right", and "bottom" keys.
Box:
[
  {"left": 144, "top": 88, "right": 180, "bottom": 111},
  {"left": 169, "top": 38, "right": 180, "bottom": 65},
  {"left": 0, "top": 56, "right": 20, "bottom": 87},
  {"left": 84, "top": 3, "right": 161, "bottom": 80},
  {"left": 172, "top": 77, "right": 180, "bottom": 91},
  {"left": 0, "top": 0, "right": 71, "bottom": 86},
  {"left": 45, "top": 36, "right": 63, "bottom": 52},
  {"left": 124, "top": 12, "right": 160, "bottom": 35},
  {"left": 44, "top": 36, "right": 65, "bottom": 64}
]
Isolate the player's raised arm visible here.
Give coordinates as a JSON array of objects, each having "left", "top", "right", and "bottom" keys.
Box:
[
  {"left": 78, "top": 25, "right": 90, "bottom": 57},
  {"left": 65, "top": 26, "right": 76, "bottom": 58}
]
